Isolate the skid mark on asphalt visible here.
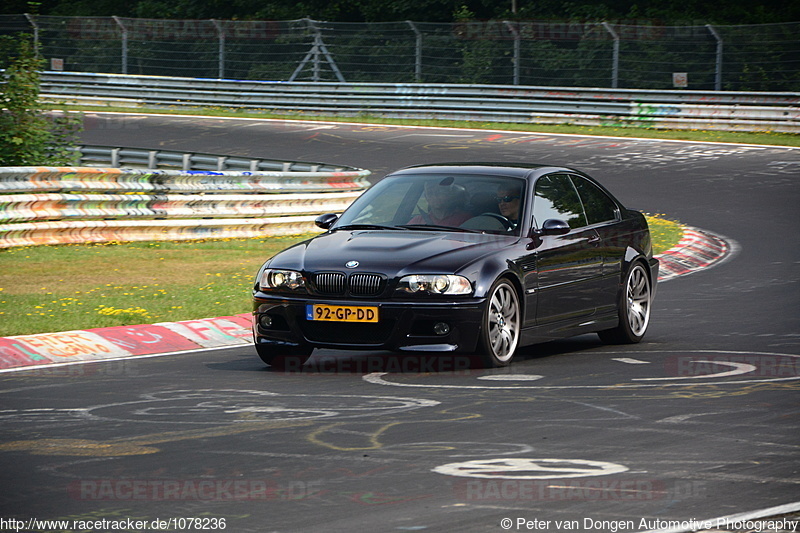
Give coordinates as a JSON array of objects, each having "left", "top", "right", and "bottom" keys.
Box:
[
  {"left": 0, "top": 389, "right": 441, "bottom": 456},
  {"left": 306, "top": 421, "right": 405, "bottom": 452},
  {"left": 304, "top": 404, "right": 485, "bottom": 452},
  {"left": 0, "top": 420, "right": 315, "bottom": 456}
]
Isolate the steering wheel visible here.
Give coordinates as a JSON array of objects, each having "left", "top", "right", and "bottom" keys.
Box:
[{"left": 478, "top": 212, "right": 515, "bottom": 230}]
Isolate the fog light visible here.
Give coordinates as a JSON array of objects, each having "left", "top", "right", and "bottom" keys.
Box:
[
  {"left": 433, "top": 322, "right": 450, "bottom": 335},
  {"left": 259, "top": 315, "right": 274, "bottom": 329}
]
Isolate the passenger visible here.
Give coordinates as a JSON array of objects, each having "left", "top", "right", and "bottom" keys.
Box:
[{"left": 408, "top": 180, "right": 471, "bottom": 227}]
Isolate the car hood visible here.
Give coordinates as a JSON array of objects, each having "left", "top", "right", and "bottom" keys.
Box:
[{"left": 268, "top": 229, "right": 515, "bottom": 277}]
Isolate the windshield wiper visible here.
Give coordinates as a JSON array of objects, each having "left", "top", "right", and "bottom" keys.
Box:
[
  {"left": 398, "top": 224, "right": 479, "bottom": 233},
  {"left": 334, "top": 224, "right": 408, "bottom": 231}
]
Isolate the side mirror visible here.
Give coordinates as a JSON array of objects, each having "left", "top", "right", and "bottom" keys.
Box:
[
  {"left": 531, "top": 218, "right": 570, "bottom": 237},
  {"left": 315, "top": 213, "right": 339, "bottom": 230}
]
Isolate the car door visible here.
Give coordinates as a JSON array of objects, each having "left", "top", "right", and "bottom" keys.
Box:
[
  {"left": 526, "top": 173, "right": 604, "bottom": 326},
  {"left": 569, "top": 174, "right": 624, "bottom": 315}
]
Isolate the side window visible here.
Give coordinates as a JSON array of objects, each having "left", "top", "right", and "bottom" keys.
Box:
[
  {"left": 532, "top": 174, "right": 587, "bottom": 229},
  {"left": 570, "top": 175, "right": 619, "bottom": 225}
]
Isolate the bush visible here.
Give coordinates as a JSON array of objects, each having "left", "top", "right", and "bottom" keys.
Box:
[{"left": 0, "top": 34, "right": 82, "bottom": 166}]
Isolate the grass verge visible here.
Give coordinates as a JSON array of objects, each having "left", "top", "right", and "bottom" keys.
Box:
[{"left": 0, "top": 216, "right": 683, "bottom": 337}]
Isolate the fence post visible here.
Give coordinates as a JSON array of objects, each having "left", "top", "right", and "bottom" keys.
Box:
[
  {"left": 290, "top": 19, "right": 345, "bottom": 82},
  {"left": 212, "top": 19, "right": 225, "bottom": 79},
  {"left": 601, "top": 22, "right": 620, "bottom": 89},
  {"left": 504, "top": 21, "right": 520, "bottom": 85},
  {"left": 706, "top": 24, "right": 723, "bottom": 91},
  {"left": 23, "top": 13, "right": 39, "bottom": 56},
  {"left": 407, "top": 21, "right": 422, "bottom": 82},
  {"left": 112, "top": 16, "right": 128, "bottom": 75}
]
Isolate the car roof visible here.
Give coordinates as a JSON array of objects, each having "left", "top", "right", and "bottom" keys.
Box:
[{"left": 392, "top": 162, "right": 565, "bottom": 178}]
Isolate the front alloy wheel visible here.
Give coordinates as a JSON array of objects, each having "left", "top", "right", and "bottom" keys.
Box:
[
  {"left": 599, "top": 262, "right": 652, "bottom": 344},
  {"left": 478, "top": 279, "right": 521, "bottom": 367}
]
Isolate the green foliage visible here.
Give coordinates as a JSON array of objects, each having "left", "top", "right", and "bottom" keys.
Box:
[
  {"left": 0, "top": 34, "right": 82, "bottom": 166},
  {"left": 7, "top": 0, "right": 797, "bottom": 24}
]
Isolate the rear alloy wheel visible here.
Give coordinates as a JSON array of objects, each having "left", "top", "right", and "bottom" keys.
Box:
[
  {"left": 598, "top": 262, "right": 652, "bottom": 344},
  {"left": 255, "top": 343, "right": 312, "bottom": 369},
  {"left": 478, "top": 279, "right": 521, "bottom": 367}
]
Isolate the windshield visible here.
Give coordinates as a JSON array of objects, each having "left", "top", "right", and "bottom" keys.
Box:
[{"left": 334, "top": 173, "right": 526, "bottom": 235}]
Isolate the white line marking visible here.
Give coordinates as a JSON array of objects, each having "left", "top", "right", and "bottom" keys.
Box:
[
  {"left": 640, "top": 500, "right": 800, "bottom": 533},
  {"left": 433, "top": 458, "right": 628, "bottom": 480},
  {"left": 363, "top": 350, "right": 799, "bottom": 389},
  {"left": 613, "top": 358, "right": 651, "bottom": 364},
  {"left": 477, "top": 374, "right": 544, "bottom": 381},
  {"left": 633, "top": 360, "right": 757, "bottom": 381}
]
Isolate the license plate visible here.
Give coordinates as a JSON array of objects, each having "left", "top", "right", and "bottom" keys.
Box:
[{"left": 306, "top": 304, "right": 379, "bottom": 323}]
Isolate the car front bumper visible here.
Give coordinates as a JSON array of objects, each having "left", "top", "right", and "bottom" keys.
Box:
[{"left": 252, "top": 293, "right": 485, "bottom": 354}]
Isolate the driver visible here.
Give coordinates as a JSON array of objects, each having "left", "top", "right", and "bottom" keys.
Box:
[
  {"left": 496, "top": 185, "right": 521, "bottom": 226},
  {"left": 408, "top": 180, "right": 471, "bottom": 227}
]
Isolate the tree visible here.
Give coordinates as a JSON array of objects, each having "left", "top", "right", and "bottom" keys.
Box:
[{"left": 0, "top": 34, "right": 82, "bottom": 166}]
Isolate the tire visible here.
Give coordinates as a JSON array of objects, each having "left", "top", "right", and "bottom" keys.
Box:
[
  {"left": 598, "top": 261, "right": 652, "bottom": 344},
  {"left": 477, "top": 278, "right": 521, "bottom": 367},
  {"left": 255, "top": 343, "right": 312, "bottom": 369}
]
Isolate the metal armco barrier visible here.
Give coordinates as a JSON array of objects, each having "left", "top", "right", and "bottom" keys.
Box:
[
  {"left": 0, "top": 164, "right": 371, "bottom": 248},
  {"left": 71, "top": 145, "right": 347, "bottom": 172},
  {"left": 40, "top": 71, "right": 799, "bottom": 133}
]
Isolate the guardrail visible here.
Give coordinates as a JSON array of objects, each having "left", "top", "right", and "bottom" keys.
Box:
[
  {"left": 70, "top": 145, "right": 348, "bottom": 173},
  {"left": 0, "top": 151, "right": 371, "bottom": 248},
  {"left": 40, "top": 71, "right": 799, "bottom": 133}
]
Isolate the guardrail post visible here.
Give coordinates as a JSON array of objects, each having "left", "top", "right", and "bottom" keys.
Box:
[
  {"left": 110, "top": 148, "right": 120, "bottom": 167},
  {"left": 602, "top": 22, "right": 620, "bottom": 89},
  {"left": 148, "top": 151, "right": 158, "bottom": 169},
  {"left": 212, "top": 19, "right": 225, "bottom": 80},
  {"left": 407, "top": 21, "right": 423, "bottom": 82},
  {"left": 706, "top": 24, "right": 723, "bottom": 91},
  {"left": 182, "top": 153, "right": 191, "bottom": 171},
  {"left": 504, "top": 21, "right": 520, "bottom": 86},
  {"left": 112, "top": 16, "right": 128, "bottom": 75}
]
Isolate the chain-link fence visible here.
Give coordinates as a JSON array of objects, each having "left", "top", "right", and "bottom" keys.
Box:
[{"left": 2, "top": 15, "right": 798, "bottom": 91}]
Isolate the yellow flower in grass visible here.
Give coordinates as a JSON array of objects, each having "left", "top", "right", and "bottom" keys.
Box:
[{"left": 95, "top": 305, "right": 151, "bottom": 319}]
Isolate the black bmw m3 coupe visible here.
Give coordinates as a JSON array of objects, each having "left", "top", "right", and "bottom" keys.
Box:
[{"left": 252, "top": 163, "right": 658, "bottom": 368}]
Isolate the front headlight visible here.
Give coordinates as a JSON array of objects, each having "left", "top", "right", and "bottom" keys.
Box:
[
  {"left": 259, "top": 269, "right": 306, "bottom": 292},
  {"left": 396, "top": 274, "right": 472, "bottom": 296}
]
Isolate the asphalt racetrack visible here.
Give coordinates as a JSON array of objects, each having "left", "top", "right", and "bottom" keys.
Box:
[{"left": 1, "top": 114, "right": 798, "bottom": 533}]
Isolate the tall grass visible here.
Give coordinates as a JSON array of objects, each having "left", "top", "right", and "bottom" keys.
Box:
[{"left": 0, "top": 236, "right": 302, "bottom": 336}]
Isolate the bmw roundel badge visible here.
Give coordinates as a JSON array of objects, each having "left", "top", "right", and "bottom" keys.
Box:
[{"left": 345, "top": 261, "right": 359, "bottom": 269}]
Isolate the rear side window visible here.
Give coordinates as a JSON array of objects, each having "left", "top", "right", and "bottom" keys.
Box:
[
  {"left": 532, "top": 174, "right": 587, "bottom": 229},
  {"left": 570, "top": 175, "right": 619, "bottom": 225}
]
